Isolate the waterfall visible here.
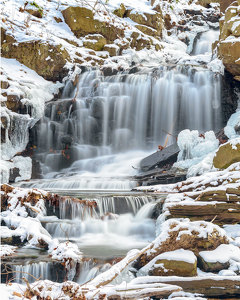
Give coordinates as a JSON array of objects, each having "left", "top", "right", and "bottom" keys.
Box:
[
  {"left": 13, "top": 262, "right": 52, "bottom": 283},
  {"left": 19, "top": 65, "right": 222, "bottom": 190},
  {"left": 192, "top": 29, "right": 219, "bottom": 55}
]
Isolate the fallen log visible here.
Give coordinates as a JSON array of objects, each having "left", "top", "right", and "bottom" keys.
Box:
[{"left": 130, "top": 276, "right": 240, "bottom": 298}]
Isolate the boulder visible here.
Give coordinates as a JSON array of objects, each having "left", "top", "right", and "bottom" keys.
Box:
[
  {"left": 197, "top": 0, "right": 219, "bottom": 7},
  {"left": 144, "top": 249, "right": 197, "bottom": 277},
  {"left": 213, "top": 140, "right": 240, "bottom": 169},
  {"left": 135, "top": 219, "right": 229, "bottom": 269},
  {"left": 128, "top": 11, "right": 164, "bottom": 37},
  {"left": 1, "top": 32, "right": 70, "bottom": 81},
  {"left": 198, "top": 244, "right": 240, "bottom": 272},
  {"left": 103, "top": 44, "right": 119, "bottom": 57},
  {"left": 218, "top": 2, "right": 240, "bottom": 76},
  {"left": 136, "top": 24, "right": 159, "bottom": 38},
  {"left": 62, "top": 6, "right": 124, "bottom": 42},
  {"left": 113, "top": 3, "right": 127, "bottom": 18},
  {"left": 83, "top": 34, "right": 107, "bottom": 51}
]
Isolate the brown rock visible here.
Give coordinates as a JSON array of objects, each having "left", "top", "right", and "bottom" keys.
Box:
[
  {"left": 103, "top": 44, "right": 119, "bottom": 57},
  {"left": 128, "top": 11, "right": 164, "bottom": 37},
  {"left": 83, "top": 34, "right": 107, "bottom": 51},
  {"left": 62, "top": 6, "right": 124, "bottom": 42},
  {"left": 1, "top": 34, "right": 70, "bottom": 81},
  {"left": 213, "top": 141, "right": 240, "bottom": 168}
]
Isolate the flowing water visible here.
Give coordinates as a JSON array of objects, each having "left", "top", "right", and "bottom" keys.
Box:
[
  {"left": 11, "top": 32, "right": 224, "bottom": 285},
  {"left": 18, "top": 64, "right": 222, "bottom": 191}
]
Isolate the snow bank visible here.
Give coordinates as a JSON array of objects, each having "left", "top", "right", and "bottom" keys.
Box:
[{"left": 224, "top": 110, "right": 240, "bottom": 139}]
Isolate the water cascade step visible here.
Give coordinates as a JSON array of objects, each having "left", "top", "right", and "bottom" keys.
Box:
[{"left": 19, "top": 65, "right": 222, "bottom": 190}]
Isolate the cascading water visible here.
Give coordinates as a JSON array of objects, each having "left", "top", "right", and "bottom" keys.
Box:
[
  {"left": 20, "top": 64, "right": 222, "bottom": 190},
  {"left": 192, "top": 29, "right": 219, "bottom": 55},
  {"left": 44, "top": 194, "right": 157, "bottom": 258}
]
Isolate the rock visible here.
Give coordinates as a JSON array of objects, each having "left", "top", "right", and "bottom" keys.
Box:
[
  {"left": 4, "top": 94, "right": 30, "bottom": 114},
  {"left": 113, "top": 3, "right": 127, "bottom": 18},
  {"left": 25, "top": 1, "right": 43, "bottom": 18},
  {"left": 1, "top": 80, "right": 9, "bottom": 89},
  {"left": 62, "top": 6, "right": 124, "bottom": 42},
  {"left": 198, "top": 244, "right": 240, "bottom": 272},
  {"left": 218, "top": 2, "right": 240, "bottom": 76},
  {"left": 130, "top": 32, "right": 152, "bottom": 51},
  {"left": 101, "top": 67, "right": 118, "bottom": 76},
  {"left": 83, "top": 34, "right": 107, "bottom": 51},
  {"left": 103, "top": 44, "right": 119, "bottom": 57},
  {"left": 54, "top": 16, "right": 62, "bottom": 23},
  {"left": 197, "top": 0, "right": 219, "bottom": 7},
  {"left": 136, "top": 276, "right": 240, "bottom": 298},
  {"left": 128, "top": 11, "right": 164, "bottom": 37},
  {"left": 213, "top": 141, "right": 240, "bottom": 169},
  {"left": 146, "top": 249, "right": 197, "bottom": 277},
  {"left": 218, "top": 40, "right": 240, "bottom": 76},
  {"left": 219, "top": 4, "right": 239, "bottom": 40},
  {"left": 220, "top": 0, "right": 237, "bottom": 12},
  {"left": 140, "top": 143, "right": 179, "bottom": 172},
  {"left": 136, "top": 24, "right": 159, "bottom": 38},
  {"left": 26, "top": 8, "right": 43, "bottom": 18},
  {"left": 9, "top": 167, "right": 20, "bottom": 183},
  {"left": 61, "top": 135, "right": 73, "bottom": 147},
  {"left": 135, "top": 219, "right": 229, "bottom": 270},
  {"left": 1, "top": 32, "right": 70, "bottom": 81}
]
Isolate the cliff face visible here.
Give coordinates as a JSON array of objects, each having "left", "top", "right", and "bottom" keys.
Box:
[{"left": 218, "top": 1, "right": 240, "bottom": 79}]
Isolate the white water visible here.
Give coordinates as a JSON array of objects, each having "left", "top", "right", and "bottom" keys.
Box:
[
  {"left": 192, "top": 29, "right": 219, "bottom": 55},
  {"left": 45, "top": 198, "right": 156, "bottom": 259},
  {"left": 13, "top": 262, "right": 52, "bottom": 283},
  {"left": 18, "top": 65, "right": 222, "bottom": 190}
]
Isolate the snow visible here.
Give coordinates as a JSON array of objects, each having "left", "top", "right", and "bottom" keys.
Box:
[
  {"left": 224, "top": 110, "right": 240, "bottom": 139},
  {"left": 0, "top": 245, "right": 17, "bottom": 257},
  {"left": 174, "top": 129, "right": 219, "bottom": 177},
  {"left": 199, "top": 244, "right": 240, "bottom": 264}
]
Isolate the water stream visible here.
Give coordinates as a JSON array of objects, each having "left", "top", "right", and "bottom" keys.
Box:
[{"left": 10, "top": 32, "right": 224, "bottom": 285}]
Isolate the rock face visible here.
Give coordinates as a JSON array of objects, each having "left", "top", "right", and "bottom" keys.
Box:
[
  {"left": 218, "top": 2, "right": 240, "bottom": 78},
  {"left": 1, "top": 30, "right": 69, "bottom": 81},
  {"left": 62, "top": 6, "right": 124, "bottom": 42},
  {"left": 213, "top": 141, "right": 240, "bottom": 169}
]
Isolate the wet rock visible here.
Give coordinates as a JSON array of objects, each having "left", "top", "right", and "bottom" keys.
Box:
[
  {"left": 9, "top": 167, "right": 20, "bottom": 183},
  {"left": 213, "top": 141, "right": 240, "bottom": 169},
  {"left": 140, "top": 143, "right": 179, "bottom": 172},
  {"left": 61, "top": 135, "right": 73, "bottom": 147}
]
